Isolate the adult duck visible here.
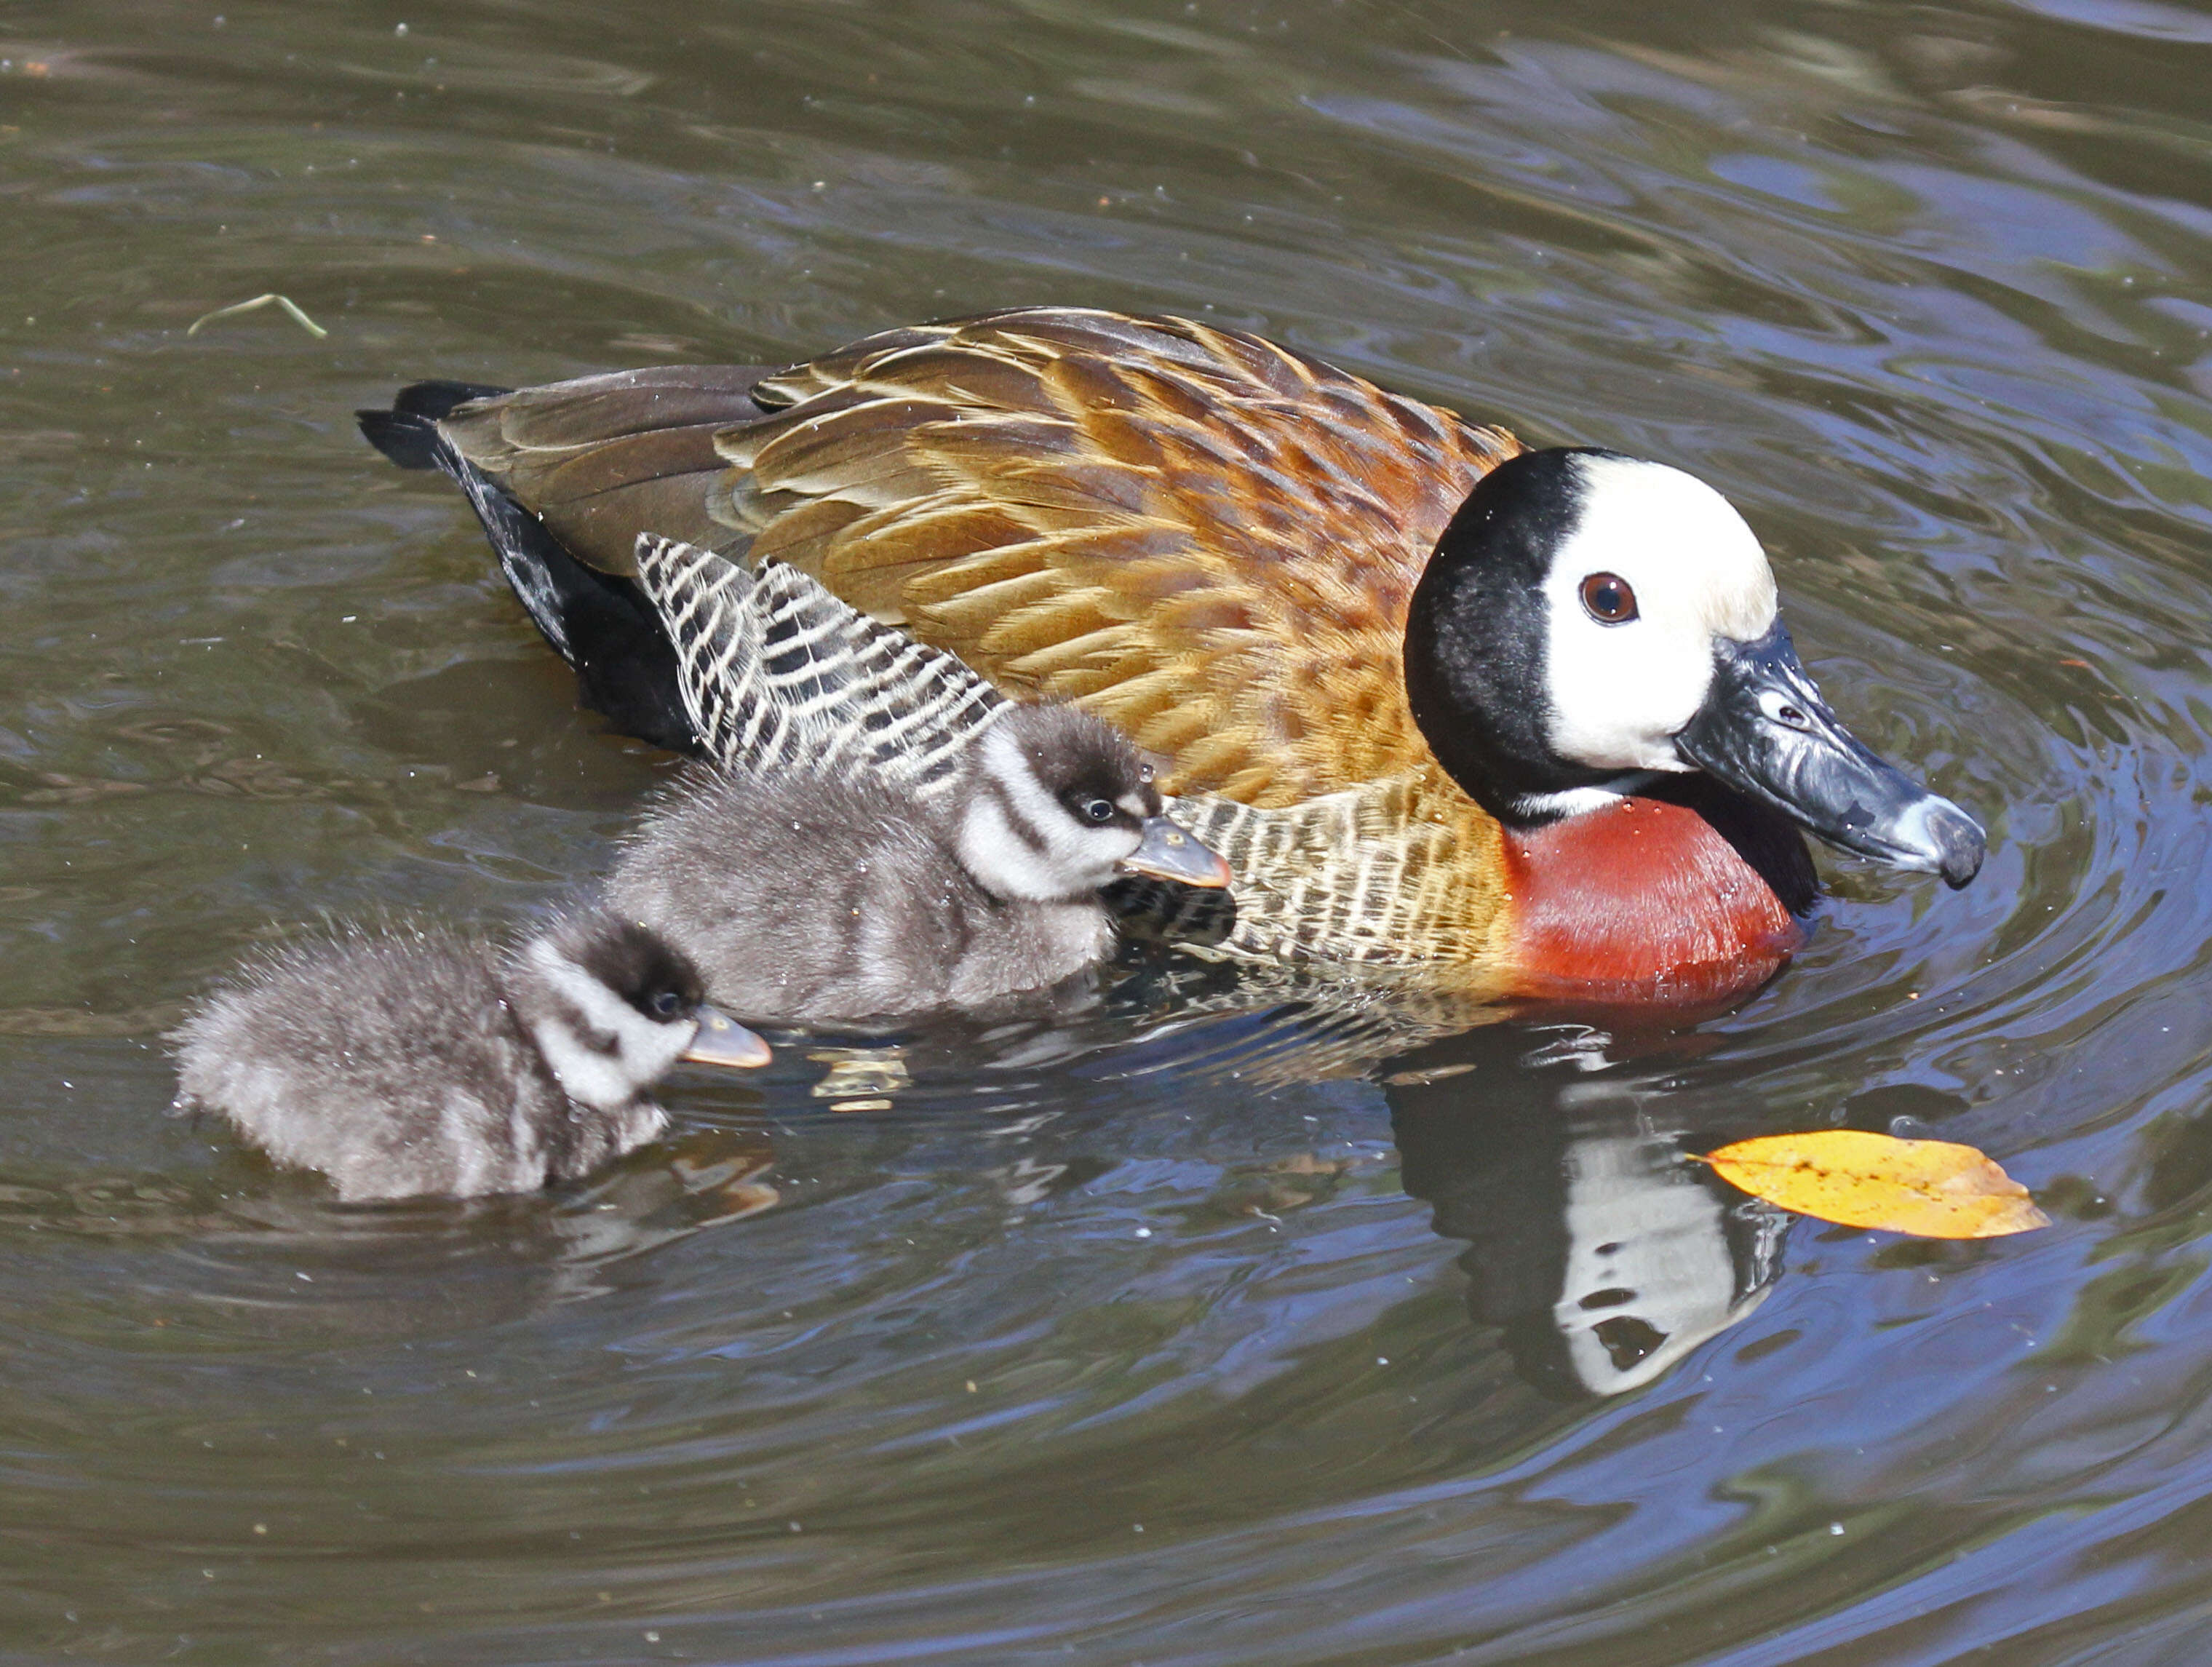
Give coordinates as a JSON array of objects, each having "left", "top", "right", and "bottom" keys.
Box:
[{"left": 358, "top": 307, "right": 1984, "bottom": 1003}]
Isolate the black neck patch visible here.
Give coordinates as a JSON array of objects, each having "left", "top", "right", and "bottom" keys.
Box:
[{"left": 1404, "top": 447, "right": 1631, "bottom": 823}]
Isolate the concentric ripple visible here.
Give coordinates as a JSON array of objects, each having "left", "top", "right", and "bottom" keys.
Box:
[{"left": 1, "top": 1, "right": 2210, "bottom": 1662}]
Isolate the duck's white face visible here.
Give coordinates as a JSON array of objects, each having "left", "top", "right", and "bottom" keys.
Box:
[
  {"left": 1537, "top": 455, "right": 1778, "bottom": 777},
  {"left": 1407, "top": 445, "right": 1984, "bottom": 885}
]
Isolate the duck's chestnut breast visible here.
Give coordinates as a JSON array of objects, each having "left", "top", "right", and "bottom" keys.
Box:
[{"left": 1500, "top": 783, "right": 1818, "bottom": 1003}]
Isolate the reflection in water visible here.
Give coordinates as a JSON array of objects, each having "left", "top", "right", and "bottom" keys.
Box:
[
  {"left": 5, "top": 0, "right": 2212, "bottom": 1656},
  {"left": 0, "top": 1118, "right": 781, "bottom": 1329},
  {"left": 1389, "top": 1026, "right": 1785, "bottom": 1399},
  {"left": 803, "top": 983, "right": 1795, "bottom": 1401}
]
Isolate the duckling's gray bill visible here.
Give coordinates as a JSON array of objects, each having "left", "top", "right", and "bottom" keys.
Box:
[
  {"left": 682, "top": 1007, "right": 773, "bottom": 1070},
  {"left": 1118, "top": 815, "right": 1236, "bottom": 888}
]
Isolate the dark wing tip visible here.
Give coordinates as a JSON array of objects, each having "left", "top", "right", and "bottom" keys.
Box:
[
  {"left": 357, "top": 381, "right": 515, "bottom": 469},
  {"left": 391, "top": 379, "right": 513, "bottom": 421}
]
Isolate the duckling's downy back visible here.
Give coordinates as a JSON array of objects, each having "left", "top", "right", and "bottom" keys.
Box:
[
  {"left": 172, "top": 924, "right": 598, "bottom": 1200},
  {"left": 170, "top": 912, "right": 765, "bottom": 1201},
  {"left": 606, "top": 763, "right": 1117, "bottom": 1022}
]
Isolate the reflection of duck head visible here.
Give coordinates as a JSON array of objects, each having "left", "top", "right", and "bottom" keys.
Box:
[
  {"left": 1544, "top": 1102, "right": 1783, "bottom": 1396},
  {"left": 1387, "top": 1030, "right": 1783, "bottom": 1399}
]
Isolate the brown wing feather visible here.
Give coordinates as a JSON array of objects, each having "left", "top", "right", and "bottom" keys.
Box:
[
  {"left": 434, "top": 365, "right": 779, "bottom": 571},
  {"left": 434, "top": 310, "right": 1520, "bottom": 807},
  {"left": 719, "top": 309, "right": 1521, "bottom": 804}
]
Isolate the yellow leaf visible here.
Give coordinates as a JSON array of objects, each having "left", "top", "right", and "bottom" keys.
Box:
[{"left": 1696, "top": 1130, "right": 2051, "bottom": 1239}]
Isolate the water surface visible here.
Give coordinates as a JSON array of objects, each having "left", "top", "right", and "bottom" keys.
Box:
[{"left": 3, "top": 0, "right": 2211, "bottom": 1661}]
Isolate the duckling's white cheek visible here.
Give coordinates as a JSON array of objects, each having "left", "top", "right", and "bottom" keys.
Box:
[
  {"left": 1043, "top": 812, "right": 1126, "bottom": 883},
  {"left": 956, "top": 797, "right": 1065, "bottom": 902},
  {"left": 1541, "top": 613, "right": 1712, "bottom": 772},
  {"left": 1092, "top": 827, "right": 1143, "bottom": 880}
]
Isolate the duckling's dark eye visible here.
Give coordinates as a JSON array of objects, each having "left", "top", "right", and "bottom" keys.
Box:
[
  {"left": 1579, "top": 573, "right": 1638, "bottom": 624},
  {"left": 1079, "top": 797, "right": 1115, "bottom": 825},
  {"left": 648, "top": 990, "right": 684, "bottom": 1019}
]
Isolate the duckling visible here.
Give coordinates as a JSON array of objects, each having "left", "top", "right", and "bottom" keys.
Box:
[
  {"left": 603, "top": 538, "right": 1233, "bottom": 1022},
  {"left": 360, "top": 308, "right": 1986, "bottom": 1002},
  {"left": 170, "top": 910, "right": 771, "bottom": 1201}
]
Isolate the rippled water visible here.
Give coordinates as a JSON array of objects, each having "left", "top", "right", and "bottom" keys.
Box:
[{"left": 4, "top": 0, "right": 2211, "bottom": 1660}]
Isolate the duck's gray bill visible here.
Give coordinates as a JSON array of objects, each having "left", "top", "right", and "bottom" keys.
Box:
[
  {"left": 1674, "top": 621, "right": 1986, "bottom": 888},
  {"left": 681, "top": 1007, "right": 773, "bottom": 1070},
  {"left": 1117, "top": 815, "right": 1235, "bottom": 889}
]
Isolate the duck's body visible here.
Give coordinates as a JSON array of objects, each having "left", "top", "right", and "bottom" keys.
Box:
[
  {"left": 357, "top": 310, "right": 1502, "bottom": 797},
  {"left": 170, "top": 910, "right": 768, "bottom": 1201},
  {"left": 606, "top": 538, "right": 1231, "bottom": 1022},
  {"left": 362, "top": 308, "right": 1981, "bottom": 1003}
]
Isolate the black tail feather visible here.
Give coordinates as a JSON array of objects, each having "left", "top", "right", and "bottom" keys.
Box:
[
  {"left": 458, "top": 469, "right": 702, "bottom": 757},
  {"left": 356, "top": 407, "right": 443, "bottom": 470},
  {"left": 394, "top": 379, "right": 512, "bottom": 421},
  {"left": 357, "top": 381, "right": 701, "bottom": 755},
  {"left": 356, "top": 381, "right": 512, "bottom": 470}
]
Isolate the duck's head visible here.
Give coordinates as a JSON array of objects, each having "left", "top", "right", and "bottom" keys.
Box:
[
  {"left": 1404, "top": 448, "right": 1984, "bottom": 887},
  {"left": 513, "top": 912, "right": 771, "bottom": 1107},
  {"left": 957, "top": 704, "right": 1236, "bottom": 902}
]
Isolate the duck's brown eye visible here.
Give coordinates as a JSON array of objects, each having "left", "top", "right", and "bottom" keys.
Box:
[{"left": 1579, "top": 572, "right": 1639, "bottom": 624}]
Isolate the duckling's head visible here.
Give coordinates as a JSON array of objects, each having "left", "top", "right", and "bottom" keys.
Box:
[
  {"left": 1404, "top": 449, "right": 1984, "bottom": 887},
  {"left": 955, "top": 704, "right": 1235, "bottom": 902},
  {"left": 510, "top": 911, "right": 770, "bottom": 1110}
]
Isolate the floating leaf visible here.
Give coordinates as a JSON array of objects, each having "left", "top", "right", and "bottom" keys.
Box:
[{"left": 1696, "top": 1130, "right": 2050, "bottom": 1238}]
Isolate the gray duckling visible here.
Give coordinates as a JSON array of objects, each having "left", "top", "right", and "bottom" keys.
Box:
[
  {"left": 170, "top": 909, "right": 770, "bottom": 1201},
  {"left": 603, "top": 537, "right": 1233, "bottom": 1023}
]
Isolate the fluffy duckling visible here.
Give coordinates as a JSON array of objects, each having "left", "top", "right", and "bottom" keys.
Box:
[
  {"left": 608, "top": 701, "right": 1230, "bottom": 1022},
  {"left": 602, "top": 536, "right": 1233, "bottom": 1022},
  {"left": 170, "top": 910, "right": 771, "bottom": 1201}
]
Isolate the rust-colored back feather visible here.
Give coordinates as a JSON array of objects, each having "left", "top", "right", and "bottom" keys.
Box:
[
  {"left": 438, "top": 309, "right": 1520, "bottom": 810},
  {"left": 712, "top": 309, "right": 1521, "bottom": 805}
]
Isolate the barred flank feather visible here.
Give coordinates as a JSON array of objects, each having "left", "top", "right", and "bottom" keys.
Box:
[
  {"left": 636, "top": 533, "right": 1510, "bottom": 973},
  {"left": 1162, "top": 777, "right": 1501, "bottom": 968},
  {"left": 636, "top": 534, "right": 1008, "bottom": 793}
]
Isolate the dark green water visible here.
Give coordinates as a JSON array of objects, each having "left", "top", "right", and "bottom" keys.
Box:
[{"left": 4, "top": 0, "right": 2211, "bottom": 1660}]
